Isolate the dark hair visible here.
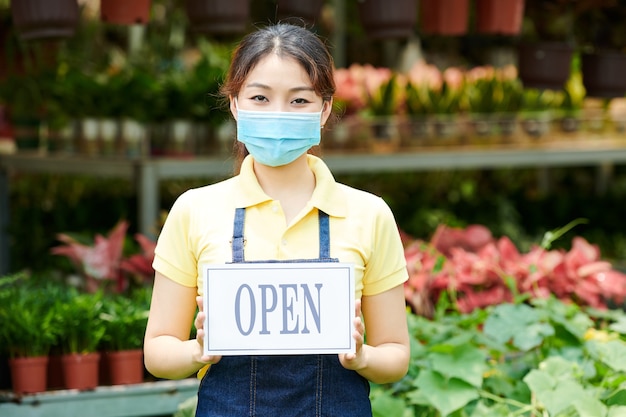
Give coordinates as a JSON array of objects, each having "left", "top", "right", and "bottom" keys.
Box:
[{"left": 220, "top": 23, "right": 336, "bottom": 172}]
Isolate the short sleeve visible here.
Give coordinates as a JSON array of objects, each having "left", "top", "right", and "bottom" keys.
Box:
[
  {"left": 361, "top": 197, "right": 408, "bottom": 296},
  {"left": 152, "top": 191, "right": 198, "bottom": 287}
]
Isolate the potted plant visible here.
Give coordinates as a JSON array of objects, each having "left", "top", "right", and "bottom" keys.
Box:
[
  {"left": 464, "top": 65, "right": 523, "bottom": 142},
  {"left": 0, "top": 272, "right": 60, "bottom": 394},
  {"left": 100, "top": 0, "right": 151, "bottom": 25},
  {"left": 517, "top": 0, "right": 577, "bottom": 90},
  {"left": 519, "top": 88, "right": 559, "bottom": 139},
  {"left": 359, "top": 65, "right": 403, "bottom": 152},
  {"left": 420, "top": 0, "right": 469, "bottom": 36},
  {"left": 185, "top": 0, "right": 250, "bottom": 36},
  {"left": 56, "top": 288, "right": 106, "bottom": 390},
  {"left": 276, "top": 0, "right": 324, "bottom": 27},
  {"left": 357, "top": 0, "right": 418, "bottom": 39},
  {"left": 475, "top": 0, "right": 525, "bottom": 36},
  {"left": 404, "top": 62, "right": 465, "bottom": 143},
  {"left": 574, "top": 0, "right": 626, "bottom": 98},
  {"left": 10, "top": 0, "right": 79, "bottom": 41},
  {"left": 100, "top": 291, "right": 150, "bottom": 385}
]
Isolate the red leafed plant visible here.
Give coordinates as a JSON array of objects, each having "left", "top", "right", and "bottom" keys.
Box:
[
  {"left": 51, "top": 220, "right": 156, "bottom": 293},
  {"left": 404, "top": 221, "right": 626, "bottom": 317}
]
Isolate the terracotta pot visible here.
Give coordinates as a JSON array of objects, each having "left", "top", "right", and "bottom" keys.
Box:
[
  {"left": 9, "top": 355, "right": 49, "bottom": 394},
  {"left": 357, "top": 0, "right": 418, "bottom": 39},
  {"left": 10, "top": 0, "right": 79, "bottom": 41},
  {"left": 581, "top": 51, "right": 626, "bottom": 98},
  {"left": 276, "top": 0, "right": 324, "bottom": 26},
  {"left": 61, "top": 352, "right": 101, "bottom": 390},
  {"left": 517, "top": 42, "right": 574, "bottom": 90},
  {"left": 105, "top": 349, "right": 145, "bottom": 385},
  {"left": 475, "top": 0, "right": 525, "bottom": 35},
  {"left": 100, "top": 0, "right": 151, "bottom": 25},
  {"left": 420, "top": 0, "right": 469, "bottom": 36},
  {"left": 185, "top": 0, "right": 250, "bottom": 35}
]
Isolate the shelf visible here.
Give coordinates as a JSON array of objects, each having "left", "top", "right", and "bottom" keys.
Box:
[
  {"left": 2, "top": 135, "right": 626, "bottom": 274},
  {"left": 0, "top": 379, "right": 199, "bottom": 417}
]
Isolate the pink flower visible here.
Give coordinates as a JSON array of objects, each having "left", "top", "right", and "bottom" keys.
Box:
[{"left": 51, "top": 221, "right": 128, "bottom": 293}]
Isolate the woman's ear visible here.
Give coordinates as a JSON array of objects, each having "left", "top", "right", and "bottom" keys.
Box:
[
  {"left": 321, "top": 98, "right": 333, "bottom": 127},
  {"left": 229, "top": 95, "right": 238, "bottom": 120}
]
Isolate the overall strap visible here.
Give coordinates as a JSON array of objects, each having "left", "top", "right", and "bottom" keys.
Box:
[
  {"left": 231, "top": 207, "right": 246, "bottom": 262},
  {"left": 318, "top": 210, "right": 331, "bottom": 259}
]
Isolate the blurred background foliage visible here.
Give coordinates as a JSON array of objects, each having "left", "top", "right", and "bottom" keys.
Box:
[{"left": 8, "top": 165, "right": 626, "bottom": 274}]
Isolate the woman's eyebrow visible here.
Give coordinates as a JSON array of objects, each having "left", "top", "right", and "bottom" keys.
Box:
[{"left": 244, "top": 82, "right": 314, "bottom": 93}]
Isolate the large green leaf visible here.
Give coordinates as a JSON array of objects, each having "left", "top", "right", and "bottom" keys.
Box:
[
  {"left": 429, "top": 344, "right": 487, "bottom": 388},
  {"left": 586, "top": 340, "right": 626, "bottom": 372},
  {"left": 573, "top": 397, "right": 607, "bottom": 417},
  {"left": 523, "top": 358, "right": 587, "bottom": 416},
  {"left": 483, "top": 303, "right": 554, "bottom": 350},
  {"left": 371, "top": 392, "right": 409, "bottom": 417},
  {"left": 609, "top": 406, "right": 626, "bottom": 417},
  {"left": 413, "top": 370, "right": 479, "bottom": 417}
]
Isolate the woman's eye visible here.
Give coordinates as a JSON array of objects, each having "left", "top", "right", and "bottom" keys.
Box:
[
  {"left": 251, "top": 95, "right": 267, "bottom": 102},
  {"left": 292, "top": 98, "right": 311, "bottom": 105}
]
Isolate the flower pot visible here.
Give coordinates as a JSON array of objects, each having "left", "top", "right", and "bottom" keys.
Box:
[
  {"left": 581, "top": 51, "right": 626, "bottom": 98},
  {"left": 276, "top": 0, "right": 324, "bottom": 26},
  {"left": 61, "top": 352, "right": 100, "bottom": 390},
  {"left": 517, "top": 42, "right": 574, "bottom": 90},
  {"left": 9, "top": 356, "right": 49, "bottom": 394},
  {"left": 185, "top": 0, "right": 250, "bottom": 35},
  {"left": 10, "top": 0, "right": 79, "bottom": 41},
  {"left": 357, "top": 0, "right": 418, "bottom": 39},
  {"left": 420, "top": 0, "right": 469, "bottom": 36},
  {"left": 105, "top": 349, "right": 144, "bottom": 385},
  {"left": 100, "top": 0, "right": 151, "bottom": 25},
  {"left": 367, "top": 117, "right": 401, "bottom": 153},
  {"left": 475, "top": 0, "right": 525, "bottom": 35}
]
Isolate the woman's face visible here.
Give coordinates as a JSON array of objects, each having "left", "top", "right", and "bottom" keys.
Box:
[{"left": 230, "top": 53, "right": 332, "bottom": 125}]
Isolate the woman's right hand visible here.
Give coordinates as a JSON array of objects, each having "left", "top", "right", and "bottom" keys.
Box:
[{"left": 195, "top": 296, "right": 222, "bottom": 365}]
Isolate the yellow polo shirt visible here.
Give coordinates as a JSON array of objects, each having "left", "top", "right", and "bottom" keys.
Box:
[{"left": 153, "top": 155, "right": 408, "bottom": 298}]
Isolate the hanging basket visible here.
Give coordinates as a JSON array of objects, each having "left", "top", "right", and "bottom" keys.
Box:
[
  {"left": 357, "top": 0, "right": 418, "bottom": 40},
  {"left": 475, "top": 0, "right": 525, "bottom": 35},
  {"left": 517, "top": 42, "right": 574, "bottom": 90},
  {"left": 581, "top": 50, "right": 626, "bottom": 98},
  {"left": 100, "top": 0, "right": 151, "bottom": 25},
  {"left": 420, "top": 0, "right": 469, "bottom": 36},
  {"left": 185, "top": 0, "right": 250, "bottom": 35},
  {"left": 10, "top": 0, "right": 79, "bottom": 41},
  {"left": 276, "top": 0, "right": 324, "bottom": 26}
]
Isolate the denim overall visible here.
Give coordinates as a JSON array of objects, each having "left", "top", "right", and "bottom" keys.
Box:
[{"left": 195, "top": 208, "right": 372, "bottom": 417}]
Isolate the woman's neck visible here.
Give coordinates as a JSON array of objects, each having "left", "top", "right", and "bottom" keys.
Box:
[{"left": 253, "top": 155, "right": 316, "bottom": 224}]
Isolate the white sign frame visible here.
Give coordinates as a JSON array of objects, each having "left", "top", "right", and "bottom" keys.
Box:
[{"left": 203, "top": 262, "right": 355, "bottom": 356}]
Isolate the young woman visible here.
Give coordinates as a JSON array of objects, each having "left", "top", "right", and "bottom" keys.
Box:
[{"left": 144, "top": 23, "right": 410, "bottom": 416}]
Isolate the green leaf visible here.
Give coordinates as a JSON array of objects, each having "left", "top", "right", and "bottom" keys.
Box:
[
  {"left": 414, "top": 370, "right": 479, "bottom": 416},
  {"left": 430, "top": 344, "right": 487, "bottom": 388},
  {"left": 586, "top": 340, "right": 626, "bottom": 372},
  {"left": 371, "top": 391, "right": 408, "bottom": 417},
  {"left": 609, "top": 315, "right": 626, "bottom": 335},
  {"left": 483, "top": 303, "right": 554, "bottom": 350},
  {"left": 523, "top": 363, "right": 587, "bottom": 416},
  {"left": 573, "top": 396, "right": 607, "bottom": 417},
  {"left": 609, "top": 406, "right": 626, "bottom": 417}
]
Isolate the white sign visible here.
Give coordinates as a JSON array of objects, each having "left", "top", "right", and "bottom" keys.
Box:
[{"left": 203, "top": 262, "right": 355, "bottom": 356}]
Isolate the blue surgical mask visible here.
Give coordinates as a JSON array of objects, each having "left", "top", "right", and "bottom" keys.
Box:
[{"left": 235, "top": 99, "right": 323, "bottom": 167}]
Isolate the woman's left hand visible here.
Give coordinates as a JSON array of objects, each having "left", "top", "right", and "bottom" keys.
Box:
[{"left": 338, "top": 298, "right": 367, "bottom": 371}]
